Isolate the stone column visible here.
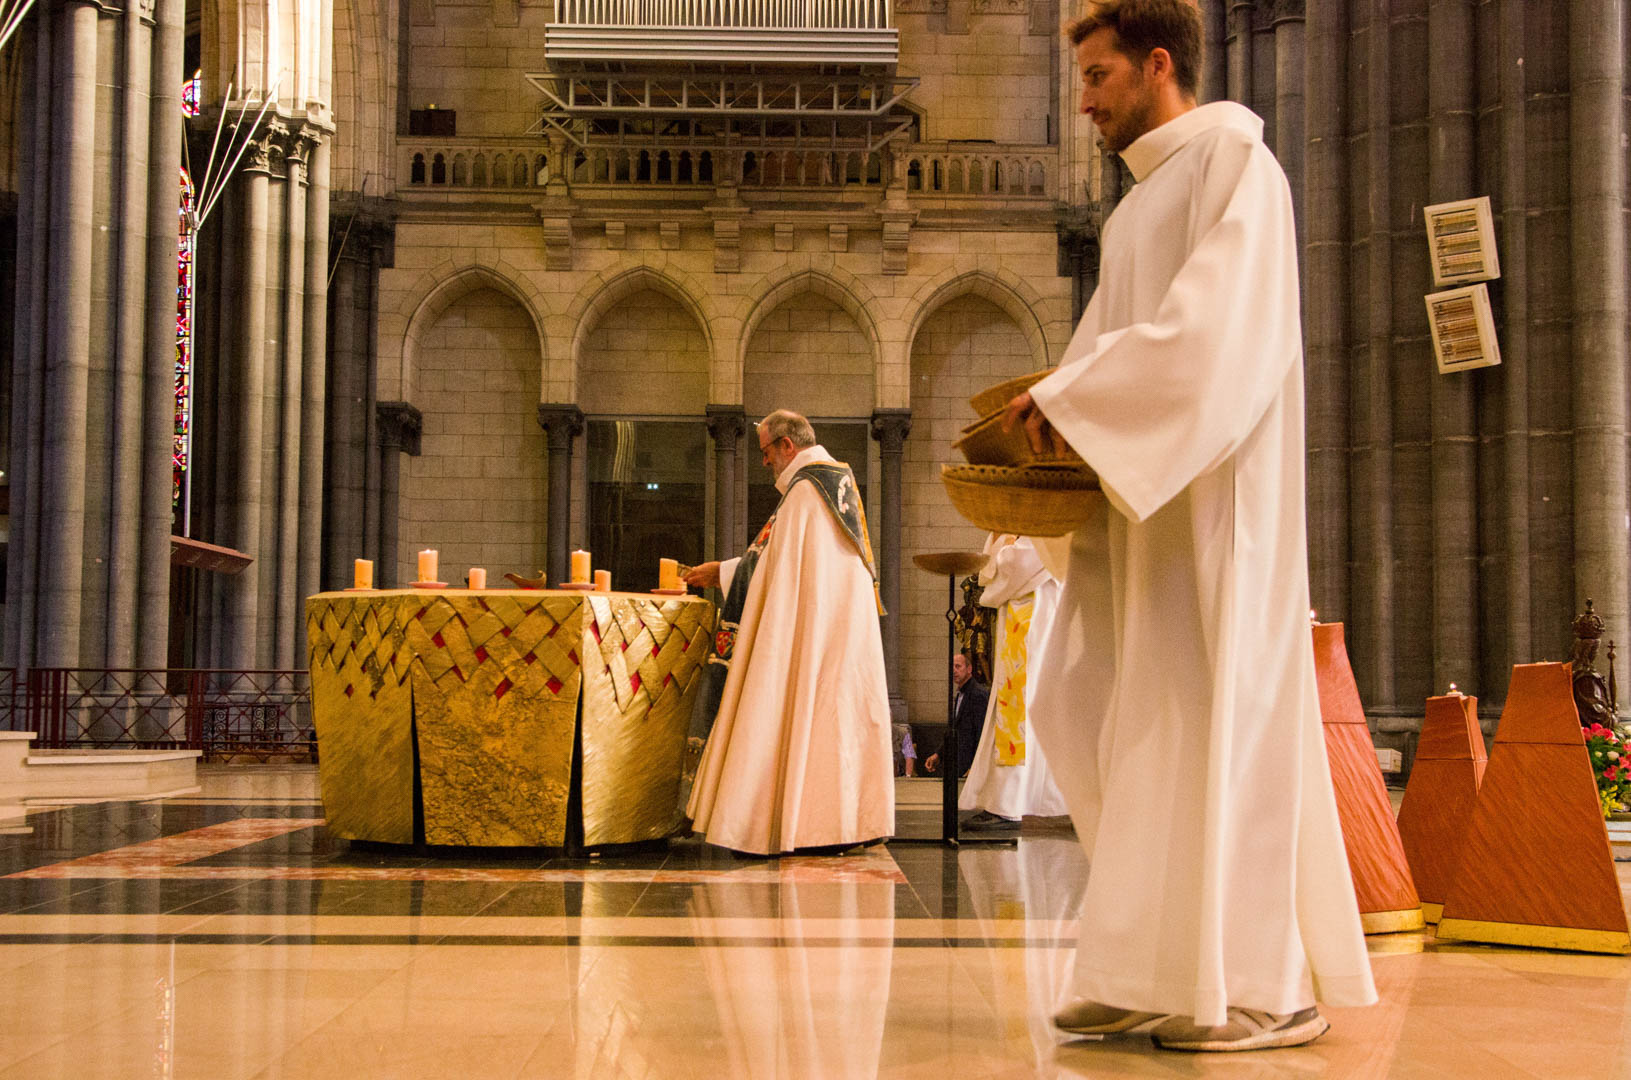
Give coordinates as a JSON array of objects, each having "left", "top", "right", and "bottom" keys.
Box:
[
  {"left": 137, "top": 0, "right": 186, "bottom": 670},
  {"left": 1490, "top": 0, "right": 1531, "bottom": 683},
  {"left": 38, "top": 0, "right": 103, "bottom": 668},
  {"left": 106, "top": 0, "right": 155, "bottom": 669},
  {"left": 5, "top": 12, "right": 50, "bottom": 669},
  {"left": 274, "top": 134, "right": 309, "bottom": 670},
  {"left": 1426, "top": 0, "right": 1479, "bottom": 694},
  {"left": 375, "top": 402, "right": 422, "bottom": 588},
  {"left": 1272, "top": 2, "right": 1305, "bottom": 231},
  {"left": 224, "top": 137, "right": 273, "bottom": 671},
  {"left": 363, "top": 243, "right": 383, "bottom": 566},
  {"left": 1201, "top": 0, "right": 1228, "bottom": 103},
  {"left": 1302, "top": 0, "right": 1349, "bottom": 625},
  {"left": 1227, "top": 1, "right": 1254, "bottom": 104},
  {"left": 705, "top": 406, "right": 747, "bottom": 558},
  {"left": 323, "top": 249, "right": 363, "bottom": 586},
  {"left": 298, "top": 134, "right": 332, "bottom": 606},
  {"left": 1353, "top": 0, "right": 1396, "bottom": 708},
  {"left": 870, "top": 409, "right": 911, "bottom": 723},
  {"left": 537, "top": 404, "right": 585, "bottom": 585},
  {"left": 1569, "top": 0, "right": 1629, "bottom": 644}
]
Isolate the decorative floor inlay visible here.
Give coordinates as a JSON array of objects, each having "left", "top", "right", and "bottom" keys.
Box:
[{"left": 3, "top": 820, "right": 908, "bottom": 884}]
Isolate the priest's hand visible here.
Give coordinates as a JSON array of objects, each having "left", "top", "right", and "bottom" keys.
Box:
[
  {"left": 1001, "top": 391, "right": 1070, "bottom": 456},
  {"left": 684, "top": 561, "right": 722, "bottom": 588}
]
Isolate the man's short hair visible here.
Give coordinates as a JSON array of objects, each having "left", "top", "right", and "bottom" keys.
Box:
[
  {"left": 758, "top": 410, "right": 817, "bottom": 449},
  {"left": 1065, "top": 0, "right": 1203, "bottom": 101}
]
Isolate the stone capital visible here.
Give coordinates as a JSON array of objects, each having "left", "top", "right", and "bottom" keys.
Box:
[
  {"left": 536, "top": 403, "right": 586, "bottom": 451},
  {"left": 377, "top": 401, "right": 423, "bottom": 455},
  {"left": 705, "top": 405, "right": 748, "bottom": 447},
  {"left": 869, "top": 409, "right": 913, "bottom": 452},
  {"left": 1267, "top": 0, "right": 1305, "bottom": 26}
]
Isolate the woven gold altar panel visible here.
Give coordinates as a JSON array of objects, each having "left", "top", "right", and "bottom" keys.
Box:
[
  {"left": 407, "top": 594, "right": 584, "bottom": 846},
  {"left": 306, "top": 596, "right": 418, "bottom": 843},
  {"left": 579, "top": 595, "right": 716, "bottom": 845}
]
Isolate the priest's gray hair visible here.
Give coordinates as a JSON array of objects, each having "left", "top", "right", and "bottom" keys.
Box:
[{"left": 758, "top": 410, "right": 817, "bottom": 449}]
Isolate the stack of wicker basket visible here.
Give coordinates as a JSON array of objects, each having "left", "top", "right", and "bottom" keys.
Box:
[{"left": 941, "top": 371, "right": 1101, "bottom": 537}]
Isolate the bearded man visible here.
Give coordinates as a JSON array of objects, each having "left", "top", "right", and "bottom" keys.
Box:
[
  {"left": 683, "top": 410, "right": 895, "bottom": 855},
  {"left": 1002, "top": 0, "right": 1378, "bottom": 1052}
]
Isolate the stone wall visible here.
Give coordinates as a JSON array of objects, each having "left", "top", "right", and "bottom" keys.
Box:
[
  {"left": 902, "top": 294, "right": 1040, "bottom": 724},
  {"left": 398, "top": 287, "right": 548, "bottom": 584}
]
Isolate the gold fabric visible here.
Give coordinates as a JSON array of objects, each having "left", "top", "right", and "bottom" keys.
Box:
[
  {"left": 306, "top": 590, "right": 715, "bottom": 847},
  {"left": 993, "top": 596, "right": 1032, "bottom": 766}
]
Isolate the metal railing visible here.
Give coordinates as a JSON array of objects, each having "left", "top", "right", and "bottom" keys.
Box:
[
  {"left": 0, "top": 668, "right": 314, "bottom": 762},
  {"left": 553, "top": 0, "right": 892, "bottom": 28}
]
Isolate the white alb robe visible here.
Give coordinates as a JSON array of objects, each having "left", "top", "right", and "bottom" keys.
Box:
[
  {"left": 687, "top": 445, "right": 896, "bottom": 854},
  {"left": 959, "top": 535, "right": 1069, "bottom": 819},
  {"left": 1025, "top": 101, "right": 1377, "bottom": 1024}
]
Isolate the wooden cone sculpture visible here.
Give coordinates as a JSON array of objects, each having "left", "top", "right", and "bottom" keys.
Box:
[
  {"left": 1396, "top": 692, "right": 1487, "bottom": 923},
  {"left": 1436, "top": 662, "right": 1630, "bottom": 953},
  {"left": 1312, "top": 622, "right": 1423, "bottom": 933},
  {"left": 1304, "top": 626, "right": 1422, "bottom": 939}
]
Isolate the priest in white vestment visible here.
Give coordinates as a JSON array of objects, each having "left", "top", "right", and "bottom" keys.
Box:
[
  {"left": 959, "top": 534, "right": 1070, "bottom": 825},
  {"left": 1000, "top": 1, "right": 1376, "bottom": 1052},
  {"left": 683, "top": 410, "right": 895, "bottom": 855}
]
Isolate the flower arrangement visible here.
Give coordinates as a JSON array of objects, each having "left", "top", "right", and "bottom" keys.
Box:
[{"left": 1584, "top": 723, "right": 1631, "bottom": 818}]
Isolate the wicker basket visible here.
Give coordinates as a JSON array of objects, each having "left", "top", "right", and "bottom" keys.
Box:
[
  {"left": 940, "top": 463, "right": 1101, "bottom": 537},
  {"left": 968, "top": 370, "right": 1050, "bottom": 417},
  {"left": 952, "top": 409, "right": 1084, "bottom": 467}
]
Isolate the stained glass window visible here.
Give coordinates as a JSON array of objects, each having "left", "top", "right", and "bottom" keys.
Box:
[
  {"left": 175, "top": 164, "right": 195, "bottom": 521},
  {"left": 181, "top": 69, "right": 201, "bottom": 117}
]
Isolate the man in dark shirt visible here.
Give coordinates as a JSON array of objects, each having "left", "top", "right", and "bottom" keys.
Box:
[{"left": 926, "top": 652, "right": 988, "bottom": 777}]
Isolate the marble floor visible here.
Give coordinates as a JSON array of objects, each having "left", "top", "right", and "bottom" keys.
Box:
[{"left": 1, "top": 767, "right": 1629, "bottom": 1079}]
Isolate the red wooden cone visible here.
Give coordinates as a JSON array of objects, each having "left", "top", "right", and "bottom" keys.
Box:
[
  {"left": 1312, "top": 622, "right": 1423, "bottom": 933},
  {"left": 1436, "top": 663, "right": 1630, "bottom": 953},
  {"left": 1397, "top": 692, "right": 1486, "bottom": 922}
]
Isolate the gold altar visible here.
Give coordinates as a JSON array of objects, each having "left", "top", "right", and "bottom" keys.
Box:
[{"left": 305, "top": 589, "right": 716, "bottom": 848}]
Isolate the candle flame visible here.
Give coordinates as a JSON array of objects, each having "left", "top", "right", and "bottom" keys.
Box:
[{"left": 1309, "top": 608, "right": 1318, "bottom": 623}]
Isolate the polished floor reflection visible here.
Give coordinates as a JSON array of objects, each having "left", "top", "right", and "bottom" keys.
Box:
[{"left": 1, "top": 766, "right": 1628, "bottom": 1078}]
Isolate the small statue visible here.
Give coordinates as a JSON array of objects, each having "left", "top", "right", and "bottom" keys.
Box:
[
  {"left": 1572, "top": 599, "right": 1618, "bottom": 728},
  {"left": 953, "top": 574, "right": 995, "bottom": 686}
]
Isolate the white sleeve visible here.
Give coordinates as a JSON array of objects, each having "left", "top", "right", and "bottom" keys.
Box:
[
  {"left": 1029, "top": 138, "right": 1300, "bottom": 523},
  {"left": 718, "top": 557, "right": 742, "bottom": 597}
]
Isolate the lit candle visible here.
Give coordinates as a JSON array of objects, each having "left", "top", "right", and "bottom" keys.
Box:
[
  {"left": 594, "top": 569, "right": 612, "bottom": 592},
  {"left": 571, "top": 549, "right": 592, "bottom": 583},
  {"left": 468, "top": 568, "right": 486, "bottom": 590},
  {"left": 659, "top": 557, "right": 679, "bottom": 591},
  {"left": 353, "top": 559, "right": 373, "bottom": 590},
  {"left": 417, "top": 549, "right": 438, "bottom": 583}
]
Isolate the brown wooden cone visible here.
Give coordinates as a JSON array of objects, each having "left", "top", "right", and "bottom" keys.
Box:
[
  {"left": 1436, "top": 662, "right": 1630, "bottom": 953},
  {"left": 1312, "top": 622, "right": 1423, "bottom": 933},
  {"left": 1396, "top": 692, "right": 1486, "bottom": 922}
]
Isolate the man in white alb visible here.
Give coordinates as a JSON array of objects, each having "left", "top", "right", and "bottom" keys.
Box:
[
  {"left": 957, "top": 534, "right": 1069, "bottom": 828},
  {"left": 683, "top": 410, "right": 895, "bottom": 855},
  {"left": 1001, "top": 0, "right": 1377, "bottom": 1052}
]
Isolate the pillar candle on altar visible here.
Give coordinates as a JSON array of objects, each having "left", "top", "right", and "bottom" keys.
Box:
[
  {"left": 354, "top": 559, "right": 373, "bottom": 590},
  {"left": 571, "top": 550, "right": 592, "bottom": 583},
  {"left": 468, "top": 568, "right": 486, "bottom": 589},
  {"left": 417, "top": 549, "right": 438, "bottom": 583},
  {"left": 659, "top": 558, "right": 679, "bottom": 591},
  {"left": 594, "top": 569, "right": 612, "bottom": 592}
]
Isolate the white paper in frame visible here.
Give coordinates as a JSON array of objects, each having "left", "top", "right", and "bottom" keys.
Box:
[
  {"left": 1425, "top": 284, "right": 1502, "bottom": 374},
  {"left": 1423, "top": 196, "right": 1501, "bottom": 288}
]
